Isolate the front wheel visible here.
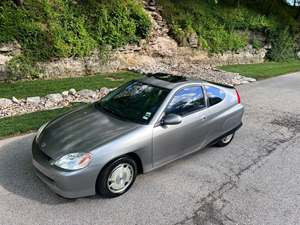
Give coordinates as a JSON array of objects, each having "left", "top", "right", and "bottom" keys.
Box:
[
  {"left": 96, "top": 156, "right": 137, "bottom": 198},
  {"left": 215, "top": 133, "right": 235, "bottom": 147}
]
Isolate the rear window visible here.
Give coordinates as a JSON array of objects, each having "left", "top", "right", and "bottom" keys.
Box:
[
  {"left": 205, "top": 86, "right": 225, "bottom": 106},
  {"left": 166, "top": 86, "right": 205, "bottom": 116}
]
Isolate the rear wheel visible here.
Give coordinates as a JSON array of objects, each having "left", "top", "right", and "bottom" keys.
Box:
[
  {"left": 215, "top": 133, "right": 235, "bottom": 147},
  {"left": 96, "top": 156, "right": 137, "bottom": 198}
]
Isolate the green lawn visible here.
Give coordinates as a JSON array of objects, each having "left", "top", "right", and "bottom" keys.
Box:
[
  {"left": 219, "top": 60, "right": 300, "bottom": 79},
  {"left": 0, "top": 71, "right": 141, "bottom": 99},
  {"left": 0, "top": 104, "right": 84, "bottom": 139}
]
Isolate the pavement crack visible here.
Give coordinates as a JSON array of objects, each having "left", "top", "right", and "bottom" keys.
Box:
[{"left": 173, "top": 113, "right": 300, "bottom": 225}]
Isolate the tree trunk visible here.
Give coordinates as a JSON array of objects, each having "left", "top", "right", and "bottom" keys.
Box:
[{"left": 13, "top": 0, "right": 24, "bottom": 6}]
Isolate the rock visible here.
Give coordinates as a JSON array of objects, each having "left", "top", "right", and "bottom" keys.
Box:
[
  {"left": 0, "top": 98, "right": 13, "bottom": 107},
  {"left": 240, "top": 80, "right": 250, "bottom": 84},
  {"left": 150, "top": 37, "right": 178, "bottom": 57},
  {"left": 148, "top": 0, "right": 156, "bottom": 6},
  {"left": 244, "top": 77, "right": 257, "bottom": 82},
  {"left": 46, "top": 93, "right": 63, "bottom": 103},
  {"left": 69, "top": 88, "right": 77, "bottom": 95},
  {"left": 188, "top": 32, "right": 198, "bottom": 48},
  {"left": 0, "top": 41, "right": 21, "bottom": 55},
  {"left": 26, "top": 97, "right": 41, "bottom": 105},
  {"left": 62, "top": 91, "right": 69, "bottom": 97},
  {"left": 297, "top": 51, "right": 300, "bottom": 59},
  {"left": 78, "top": 89, "right": 96, "bottom": 98},
  {"left": 44, "top": 100, "right": 56, "bottom": 108},
  {"left": 152, "top": 12, "right": 163, "bottom": 21},
  {"left": 145, "top": 6, "right": 156, "bottom": 11},
  {"left": 99, "top": 87, "right": 110, "bottom": 96},
  {"left": 12, "top": 96, "right": 20, "bottom": 104}
]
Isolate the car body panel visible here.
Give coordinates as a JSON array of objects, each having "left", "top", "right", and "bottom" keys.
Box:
[
  {"left": 38, "top": 104, "right": 141, "bottom": 160},
  {"left": 32, "top": 75, "right": 244, "bottom": 198}
]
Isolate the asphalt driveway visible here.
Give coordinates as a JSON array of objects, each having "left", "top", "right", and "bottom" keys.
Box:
[{"left": 0, "top": 72, "right": 299, "bottom": 225}]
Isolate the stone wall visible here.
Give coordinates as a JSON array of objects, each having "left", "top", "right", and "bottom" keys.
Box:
[{"left": 32, "top": 37, "right": 267, "bottom": 80}]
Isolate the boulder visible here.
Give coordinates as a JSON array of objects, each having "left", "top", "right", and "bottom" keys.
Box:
[
  {"left": 26, "top": 97, "right": 41, "bottom": 105},
  {"left": 69, "top": 88, "right": 77, "bottom": 95},
  {"left": 46, "top": 93, "right": 63, "bottom": 103},
  {"left": 12, "top": 96, "right": 20, "bottom": 104},
  {"left": 0, "top": 98, "right": 13, "bottom": 107},
  {"left": 78, "top": 89, "right": 96, "bottom": 98},
  {"left": 150, "top": 37, "right": 178, "bottom": 57},
  {"left": 99, "top": 87, "right": 110, "bottom": 96},
  {"left": 188, "top": 32, "right": 198, "bottom": 48},
  {"left": 297, "top": 51, "right": 300, "bottom": 59},
  {"left": 0, "top": 41, "right": 21, "bottom": 56},
  {"left": 243, "top": 77, "right": 256, "bottom": 82},
  {"left": 62, "top": 91, "right": 69, "bottom": 97}
]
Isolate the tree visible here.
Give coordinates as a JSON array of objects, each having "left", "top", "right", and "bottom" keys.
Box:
[{"left": 13, "top": 0, "right": 24, "bottom": 6}]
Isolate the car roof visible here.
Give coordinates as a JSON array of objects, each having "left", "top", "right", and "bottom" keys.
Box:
[
  {"left": 138, "top": 73, "right": 234, "bottom": 90},
  {"left": 139, "top": 73, "right": 201, "bottom": 90}
]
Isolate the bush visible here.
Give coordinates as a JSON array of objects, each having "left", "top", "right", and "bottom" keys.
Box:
[
  {"left": 157, "top": 0, "right": 298, "bottom": 54},
  {"left": 251, "top": 36, "right": 264, "bottom": 49},
  {"left": 77, "top": 0, "right": 151, "bottom": 48},
  {"left": 44, "top": 0, "right": 97, "bottom": 58},
  {"left": 0, "top": 0, "right": 150, "bottom": 59},
  {"left": 268, "top": 28, "right": 297, "bottom": 62},
  {"left": 7, "top": 55, "right": 42, "bottom": 80}
]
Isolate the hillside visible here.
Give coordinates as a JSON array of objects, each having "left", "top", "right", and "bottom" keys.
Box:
[
  {"left": 0, "top": 0, "right": 299, "bottom": 81},
  {"left": 158, "top": 0, "right": 299, "bottom": 57}
]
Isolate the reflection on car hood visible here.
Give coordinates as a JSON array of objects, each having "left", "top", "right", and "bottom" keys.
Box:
[{"left": 38, "top": 104, "right": 140, "bottom": 159}]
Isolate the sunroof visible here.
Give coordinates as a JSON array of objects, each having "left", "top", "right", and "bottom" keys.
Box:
[{"left": 147, "top": 73, "right": 187, "bottom": 83}]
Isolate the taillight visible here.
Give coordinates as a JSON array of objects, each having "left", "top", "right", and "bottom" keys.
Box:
[{"left": 235, "top": 89, "right": 241, "bottom": 104}]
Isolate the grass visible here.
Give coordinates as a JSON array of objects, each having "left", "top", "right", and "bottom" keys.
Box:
[
  {"left": 0, "top": 71, "right": 141, "bottom": 99},
  {"left": 219, "top": 60, "right": 300, "bottom": 79},
  {"left": 0, "top": 105, "right": 81, "bottom": 138}
]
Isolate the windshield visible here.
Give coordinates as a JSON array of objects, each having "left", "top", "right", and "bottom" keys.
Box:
[{"left": 97, "top": 81, "right": 170, "bottom": 124}]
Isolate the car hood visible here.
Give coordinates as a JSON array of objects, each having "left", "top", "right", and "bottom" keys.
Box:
[{"left": 38, "top": 104, "right": 140, "bottom": 159}]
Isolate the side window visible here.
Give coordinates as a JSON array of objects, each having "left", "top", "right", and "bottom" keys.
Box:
[
  {"left": 205, "top": 85, "right": 225, "bottom": 106},
  {"left": 166, "top": 86, "right": 206, "bottom": 116}
]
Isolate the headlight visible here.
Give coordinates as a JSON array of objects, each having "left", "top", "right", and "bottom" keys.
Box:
[
  {"left": 36, "top": 122, "right": 48, "bottom": 140},
  {"left": 53, "top": 153, "right": 92, "bottom": 171}
]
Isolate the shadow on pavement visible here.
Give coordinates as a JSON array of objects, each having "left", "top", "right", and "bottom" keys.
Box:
[{"left": 0, "top": 134, "right": 76, "bottom": 205}]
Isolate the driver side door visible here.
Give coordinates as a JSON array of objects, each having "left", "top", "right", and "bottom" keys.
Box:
[{"left": 152, "top": 85, "right": 210, "bottom": 167}]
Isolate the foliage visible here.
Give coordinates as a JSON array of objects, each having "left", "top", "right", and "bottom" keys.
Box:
[
  {"left": 157, "top": 0, "right": 299, "bottom": 54},
  {"left": 78, "top": 0, "right": 151, "bottom": 48},
  {"left": 251, "top": 37, "right": 264, "bottom": 50},
  {"left": 219, "top": 60, "right": 300, "bottom": 79},
  {"left": 0, "top": 71, "right": 141, "bottom": 99},
  {"left": 6, "top": 55, "right": 42, "bottom": 81},
  {"left": 0, "top": 0, "right": 150, "bottom": 79},
  {"left": 268, "top": 28, "right": 297, "bottom": 61}
]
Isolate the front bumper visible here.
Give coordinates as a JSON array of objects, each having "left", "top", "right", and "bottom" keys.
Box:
[{"left": 32, "top": 138, "right": 98, "bottom": 198}]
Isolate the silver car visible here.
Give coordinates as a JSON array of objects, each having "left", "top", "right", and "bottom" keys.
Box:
[{"left": 32, "top": 74, "right": 244, "bottom": 198}]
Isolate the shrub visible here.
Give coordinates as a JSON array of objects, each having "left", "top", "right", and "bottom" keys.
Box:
[
  {"left": 78, "top": 0, "right": 151, "bottom": 48},
  {"left": 44, "top": 0, "right": 97, "bottom": 58},
  {"left": 6, "top": 55, "right": 42, "bottom": 80},
  {"left": 157, "top": 0, "right": 298, "bottom": 54},
  {"left": 0, "top": 0, "right": 151, "bottom": 80},
  {"left": 251, "top": 36, "right": 264, "bottom": 49},
  {"left": 0, "top": 0, "right": 150, "bottom": 59},
  {"left": 268, "top": 28, "right": 297, "bottom": 62}
]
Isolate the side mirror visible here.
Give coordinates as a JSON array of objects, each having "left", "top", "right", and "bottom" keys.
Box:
[{"left": 161, "top": 114, "right": 182, "bottom": 126}]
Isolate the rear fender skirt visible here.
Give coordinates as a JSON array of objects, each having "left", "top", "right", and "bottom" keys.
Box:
[{"left": 206, "top": 122, "right": 243, "bottom": 147}]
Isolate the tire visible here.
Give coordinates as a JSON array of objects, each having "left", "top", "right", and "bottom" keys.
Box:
[
  {"left": 96, "top": 156, "right": 137, "bottom": 198},
  {"left": 215, "top": 133, "right": 235, "bottom": 147}
]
